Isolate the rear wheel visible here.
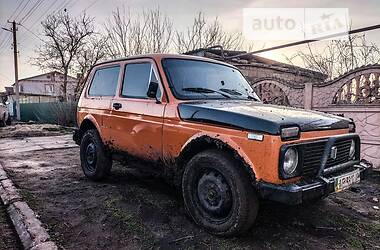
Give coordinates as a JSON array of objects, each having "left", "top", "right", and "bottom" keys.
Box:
[
  {"left": 80, "top": 129, "right": 112, "bottom": 181},
  {"left": 182, "top": 149, "right": 259, "bottom": 236}
]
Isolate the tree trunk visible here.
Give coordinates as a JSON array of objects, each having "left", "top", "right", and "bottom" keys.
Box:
[
  {"left": 62, "top": 69, "right": 68, "bottom": 101},
  {"left": 74, "top": 74, "right": 85, "bottom": 101}
]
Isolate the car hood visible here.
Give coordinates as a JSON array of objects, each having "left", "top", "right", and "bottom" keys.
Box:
[{"left": 177, "top": 100, "right": 350, "bottom": 135}]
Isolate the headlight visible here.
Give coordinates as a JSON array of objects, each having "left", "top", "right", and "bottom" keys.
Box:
[
  {"left": 349, "top": 140, "right": 355, "bottom": 159},
  {"left": 283, "top": 148, "right": 299, "bottom": 175}
]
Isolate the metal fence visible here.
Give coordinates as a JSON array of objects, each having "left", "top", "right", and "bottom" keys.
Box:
[{"left": 20, "top": 102, "right": 77, "bottom": 126}]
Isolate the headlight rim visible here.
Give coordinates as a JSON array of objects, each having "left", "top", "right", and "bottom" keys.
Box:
[
  {"left": 349, "top": 139, "right": 356, "bottom": 159},
  {"left": 279, "top": 146, "right": 301, "bottom": 179}
]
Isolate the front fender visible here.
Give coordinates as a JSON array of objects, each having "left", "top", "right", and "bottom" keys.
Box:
[
  {"left": 180, "top": 131, "right": 258, "bottom": 179},
  {"left": 78, "top": 114, "right": 104, "bottom": 139}
]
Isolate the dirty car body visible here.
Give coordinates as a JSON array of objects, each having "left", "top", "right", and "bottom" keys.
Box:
[{"left": 74, "top": 54, "right": 372, "bottom": 236}]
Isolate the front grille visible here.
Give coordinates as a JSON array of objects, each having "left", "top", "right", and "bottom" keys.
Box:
[
  {"left": 302, "top": 140, "right": 326, "bottom": 176},
  {"left": 325, "top": 140, "right": 352, "bottom": 167},
  {"left": 302, "top": 139, "right": 352, "bottom": 176}
]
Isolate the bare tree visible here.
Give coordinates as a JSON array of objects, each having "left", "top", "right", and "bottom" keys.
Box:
[
  {"left": 32, "top": 12, "right": 94, "bottom": 100},
  {"left": 74, "top": 35, "right": 108, "bottom": 98},
  {"left": 144, "top": 8, "right": 173, "bottom": 53},
  {"left": 103, "top": 6, "right": 173, "bottom": 58},
  {"left": 286, "top": 34, "right": 380, "bottom": 79},
  {"left": 175, "top": 12, "right": 244, "bottom": 53}
]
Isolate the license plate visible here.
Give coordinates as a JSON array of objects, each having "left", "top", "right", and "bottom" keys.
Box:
[{"left": 334, "top": 170, "right": 360, "bottom": 192}]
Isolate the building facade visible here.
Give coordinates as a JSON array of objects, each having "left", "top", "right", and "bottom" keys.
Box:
[{"left": 13, "top": 71, "right": 78, "bottom": 102}]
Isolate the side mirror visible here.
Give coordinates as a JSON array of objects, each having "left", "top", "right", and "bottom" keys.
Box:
[{"left": 147, "top": 82, "right": 160, "bottom": 103}]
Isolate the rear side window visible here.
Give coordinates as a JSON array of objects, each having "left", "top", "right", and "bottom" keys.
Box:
[
  {"left": 88, "top": 66, "right": 120, "bottom": 96},
  {"left": 122, "top": 63, "right": 160, "bottom": 98}
]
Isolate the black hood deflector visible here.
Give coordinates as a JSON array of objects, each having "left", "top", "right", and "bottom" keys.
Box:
[{"left": 178, "top": 100, "right": 350, "bottom": 135}]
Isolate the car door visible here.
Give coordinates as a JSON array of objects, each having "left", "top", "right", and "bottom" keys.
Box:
[
  {"left": 83, "top": 64, "right": 121, "bottom": 143},
  {"left": 109, "top": 59, "right": 165, "bottom": 161}
]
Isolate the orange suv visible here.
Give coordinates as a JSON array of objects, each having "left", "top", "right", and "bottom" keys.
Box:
[{"left": 74, "top": 54, "right": 372, "bottom": 236}]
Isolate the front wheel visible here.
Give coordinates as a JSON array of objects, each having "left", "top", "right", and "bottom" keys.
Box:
[
  {"left": 80, "top": 129, "right": 112, "bottom": 181},
  {"left": 182, "top": 149, "right": 259, "bottom": 236}
]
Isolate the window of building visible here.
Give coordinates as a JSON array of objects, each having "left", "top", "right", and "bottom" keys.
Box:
[
  {"left": 88, "top": 66, "right": 120, "bottom": 96},
  {"left": 45, "top": 84, "right": 54, "bottom": 94}
]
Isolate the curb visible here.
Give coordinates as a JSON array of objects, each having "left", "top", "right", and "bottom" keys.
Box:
[{"left": 0, "top": 163, "right": 58, "bottom": 250}]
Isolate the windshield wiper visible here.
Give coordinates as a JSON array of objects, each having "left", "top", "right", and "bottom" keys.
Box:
[
  {"left": 219, "top": 88, "right": 243, "bottom": 96},
  {"left": 182, "top": 87, "right": 231, "bottom": 98},
  {"left": 219, "top": 88, "right": 260, "bottom": 101}
]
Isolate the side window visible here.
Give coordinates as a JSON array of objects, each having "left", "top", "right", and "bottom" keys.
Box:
[
  {"left": 122, "top": 62, "right": 161, "bottom": 99},
  {"left": 88, "top": 66, "right": 120, "bottom": 96}
]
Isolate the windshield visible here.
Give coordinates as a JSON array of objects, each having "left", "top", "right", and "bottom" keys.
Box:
[{"left": 162, "top": 58, "right": 260, "bottom": 100}]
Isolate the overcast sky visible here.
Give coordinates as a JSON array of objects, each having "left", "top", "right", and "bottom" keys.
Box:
[{"left": 0, "top": 0, "right": 379, "bottom": 90}]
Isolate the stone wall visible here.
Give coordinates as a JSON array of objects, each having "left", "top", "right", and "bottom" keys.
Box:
[
  {"left": 239, "top": 63, "right": 380, "bottom": 168},
  {"left": 317, "top": 106, "right": 380, "bottom": 166},
  {"left": 237, "top": 63, "right": 323, "bottom": 108},
  {"left": 309, "top": 65, "right": 380, "bottom": 168}
]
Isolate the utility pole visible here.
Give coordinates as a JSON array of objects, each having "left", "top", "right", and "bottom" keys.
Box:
[{"left": 2, "top": 21, "right": 21, "bottom": 120}]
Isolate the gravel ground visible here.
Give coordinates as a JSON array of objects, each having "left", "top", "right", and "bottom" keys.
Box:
[
  {"left": 0, "top": 124, "right": 379, "bottom": 249},
  {"left": 0, "top": 123, "right": 73, "bottom": 139},
  {"left": 0, "top": 136, "right": 379, "bottom": 250}
]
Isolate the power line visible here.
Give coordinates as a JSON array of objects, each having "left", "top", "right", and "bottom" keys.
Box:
[
  {"left": 52, "top": 0, "right": 71, "bottom": 14},
  {"left": 19, "top": 23, "right": 45, "bottom": 43},
  {"left": 2, "top": 21, "right": 21, "bottom": 120},
  {"left": 8, "top": 0, "right": 26, "bottom": 21},
  {"left": 20, "top": 0, "right": 45, "bottom": 24},
  {"left": 0, "top": 33, "right": 11, "bottom": 50},
  {"left": 14, "top": 0, "right": 32, "bottom": 21},
  {"left": 28, "top": 0, "right": 60, "bottom": 29},
  {"left": 226, "top": 24, "right": 380, "bottom": 59},
  {"left": 0, "top": 0, "right": 27, "bottom": 40},
  {"left": 82, "top": 0, "right": 101, "bottom": 13},
  {"left": 17, "top": 0, "right": 64, "bottom": 47},
  {"left": 0, "top": 36, "right": 12, "bottom": 55}
]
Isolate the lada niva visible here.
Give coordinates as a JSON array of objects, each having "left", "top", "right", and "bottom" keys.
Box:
[{"left": 74, "top": 54, "right": 372, "bottom": 236}]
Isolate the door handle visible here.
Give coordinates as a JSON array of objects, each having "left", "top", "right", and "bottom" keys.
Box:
[{"left": 113, "top": 103, "right": 122, "bottom": 110}]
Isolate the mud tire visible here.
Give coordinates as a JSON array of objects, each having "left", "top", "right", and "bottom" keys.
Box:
[
  {"left": 182, "top": 149, "right": 259, "bottom": 236},
  {"left": 80, "top": 129, "right": 112, "bottom": 181}
]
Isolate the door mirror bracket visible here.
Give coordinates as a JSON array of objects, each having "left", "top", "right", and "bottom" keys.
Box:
[{"left": 147, "top": 82, "right": 161, "bottom": 104}]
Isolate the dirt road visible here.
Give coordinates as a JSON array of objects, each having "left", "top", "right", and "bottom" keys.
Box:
[{"left": 0, "top": 130, "right": 379, "bottom": 249}]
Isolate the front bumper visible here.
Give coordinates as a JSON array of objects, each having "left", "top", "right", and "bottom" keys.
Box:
[{"left": 258, "top": 160, "right": 373, "bottom": 205}]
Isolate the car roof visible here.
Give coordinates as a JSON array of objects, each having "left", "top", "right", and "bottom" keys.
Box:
[{"left": 93, "top": 53, "right": 238, "bottom": 69}]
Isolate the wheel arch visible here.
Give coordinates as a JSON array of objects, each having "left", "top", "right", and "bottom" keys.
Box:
[
  {"left": 78, "top": 115, "right": 102, "bottom": 141},
  {"left": 176, "top": 134, "right": 257, "bottom": 187}
]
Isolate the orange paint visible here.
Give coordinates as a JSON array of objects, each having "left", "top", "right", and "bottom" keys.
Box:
[{"left": 77, "top": 54, "right": 352, "bottom": 185}]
